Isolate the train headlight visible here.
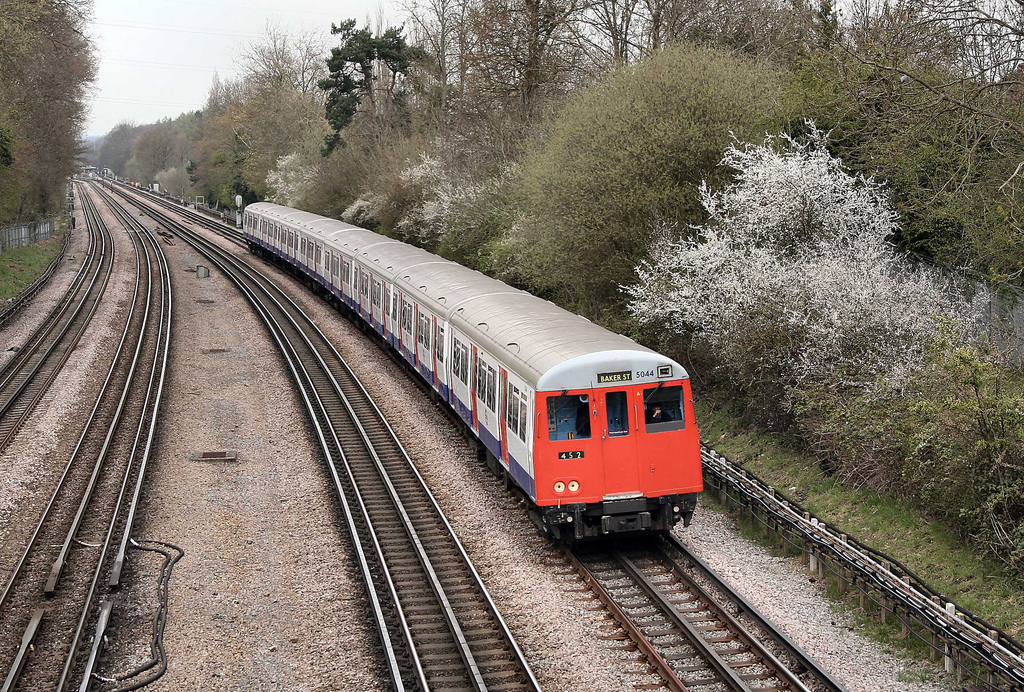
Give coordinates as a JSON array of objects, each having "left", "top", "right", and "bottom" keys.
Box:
[
  {"left": 673, "top": 505, "right": 680, "bottom": 513},
  {"left": 568, "top": 481, "right": 579, "bottom": 492},
  {"left": 554, "top": 482, "right": 566, "bottom": 494}
]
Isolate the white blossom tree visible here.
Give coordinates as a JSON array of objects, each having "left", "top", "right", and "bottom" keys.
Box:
[{"left": 627, "top": 123, "right": 983, "bottom": 403}]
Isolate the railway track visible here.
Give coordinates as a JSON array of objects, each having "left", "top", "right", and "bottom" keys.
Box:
[
  {"left": 567, "top": 534, "right": 845, "bottom": 692},
  {"left": 116, "top": 182, "right": 245, "bottom": 247},
  {"left": 0, "top": 190, "right": 113, "bottom": 452},
  {"left": 0, "top": 182, "right": 173, "bottom": 692},
  {"left": 108, "top": 182, "right": 539, "bottom": 692}
]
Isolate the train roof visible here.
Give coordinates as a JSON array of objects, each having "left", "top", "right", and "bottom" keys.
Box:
[{"left": 248, "top": 202, "right": 688, "bottom": 390}]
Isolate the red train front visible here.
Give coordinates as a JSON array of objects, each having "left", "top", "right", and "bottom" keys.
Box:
[{"left": 528, "top": 357, "right": 702, "bottom": 541}]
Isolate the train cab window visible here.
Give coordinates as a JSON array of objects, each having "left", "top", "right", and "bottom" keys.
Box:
[
  {"left": 605, "top": 391, "right": 630, "bottom": 436},
  {"left": 643, "top": 385, "right": 686, "bottom": 433},
  {"left": 547, "top": 395, "right": 591, "bottom": 441},
  {"left": 518, "top": 398, "right": 528, "bottom": 442}
]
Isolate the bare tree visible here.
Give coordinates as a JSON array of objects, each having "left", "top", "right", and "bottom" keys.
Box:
[
  {"left": 238, "top": 21, "right": 329, "bottom": 99},
  {"left": 839, "top": 0, "right": 1024, "bottom": 139}
]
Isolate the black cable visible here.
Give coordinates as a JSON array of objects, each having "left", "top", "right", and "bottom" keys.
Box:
[{"left": 98, "top": 539, "right": 184, "bottom": 692}]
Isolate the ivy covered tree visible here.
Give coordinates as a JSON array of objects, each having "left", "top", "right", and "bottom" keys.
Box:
[
  {"left": 319, "top": 19, "right": 417, "bottom": 153},
  {"left": 0, "top": 123, "right": 13, "bottom": 168}
]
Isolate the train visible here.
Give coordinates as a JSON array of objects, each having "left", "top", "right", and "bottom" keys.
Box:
[{"left": 242, "top": 202, "right": 703, "bottom": 541}]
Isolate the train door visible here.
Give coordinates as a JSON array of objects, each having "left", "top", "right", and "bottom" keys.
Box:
[
  {"left": 598, "top": 389, "right": 641, "bottom": 495},
  {"left": 498, "top": 368, "right": 509, "bottom": 465},
  {"left": 413, "top": 304, "right": 420, "bottom": 367},
  {"left": 431, "top": 316, "right": 439, "bottom": 388},
  {"left": 382, "top": 282, "right": 390, "bottom": 336},
  {"left": 470, "top": 345, "right": 479, "bottom": 430}
]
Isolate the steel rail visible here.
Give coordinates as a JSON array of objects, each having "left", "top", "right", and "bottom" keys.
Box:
[
  {"left": 0, "top": 228, "right": 88, "bottom": 386},
  {"left": 113, "top": 181, "right": 245, "bottom": 247},
  {"left": 0, "top": 184, "right": 167, "bottom": 691},
  {"left": 572, "top": 546, "right": 816, "bottom": 692},
  {"left": 701, "top": 444, "right": 1024, "bottom": 690},
  {"left": 662, "top": 533, "right": 845, "bottom": 692},
  {"left": 613, "top": 550, "right": 768, "bottom": 692},
  {"left": 103, "top": 183, "right": 413, "bottom": 691},
  {"left": 161, "top": 214, "right": 493, "bottom": 690},
  {"left": 565, "top": 550, "right": 689, "bottom": 692},
  {"left": 114, "top": 183, "right": 539, "bottom": 692}
]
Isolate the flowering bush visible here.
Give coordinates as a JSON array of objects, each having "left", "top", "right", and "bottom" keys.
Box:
[{"left": 627, "top": 124, "right": 983, "bottom": 408}]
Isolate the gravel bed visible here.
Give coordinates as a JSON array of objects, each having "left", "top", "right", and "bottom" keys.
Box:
[
  {"left": 675, "top": 509, "right": 950, "bottom": 691},
  {"left": 92, "top": 201, "right": 385, "bottom": 690}
]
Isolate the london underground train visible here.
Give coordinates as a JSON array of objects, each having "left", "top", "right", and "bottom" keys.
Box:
[{"left": 243, "top": 202, "right": 702, "bottom": 540}]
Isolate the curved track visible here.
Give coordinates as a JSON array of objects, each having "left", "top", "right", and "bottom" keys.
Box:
[
  {"left": 0, "top": 189, "right": 113, "bottom": 451},
  {"left": 109, "top": 182, "right": 539, "bottom": 692},
  {"left": 0, "top": 182, "right": 173, "bottom": 692}
]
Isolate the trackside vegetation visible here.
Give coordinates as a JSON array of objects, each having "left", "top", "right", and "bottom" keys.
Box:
[
  {"left": 696, "top": 396, "right": 1024, "bottom": 641},
  {"left": 0, "top": 231, "right": 66, "bottom": 302},
  {"left": 93, "top": 0, "right": 1024, "bottom": 587}
]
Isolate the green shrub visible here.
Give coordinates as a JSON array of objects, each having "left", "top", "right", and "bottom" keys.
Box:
[
  {"left": 513, "top": 43, "right": 791, "bottom": 314},
  {"left": 799, "top": 323, "right": 1024, "bottom": 570}
]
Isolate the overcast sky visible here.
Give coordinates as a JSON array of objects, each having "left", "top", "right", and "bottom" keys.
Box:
[{"left": 85, "top": 0, "right": 397, "bottom": 138}]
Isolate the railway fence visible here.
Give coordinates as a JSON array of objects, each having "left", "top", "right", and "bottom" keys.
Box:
[
  {"left": 701, "top": 444, "right": 1024, "bottom": 691},
  {"left": 0, "top": 218, "right": 57, "bottom": 254}
]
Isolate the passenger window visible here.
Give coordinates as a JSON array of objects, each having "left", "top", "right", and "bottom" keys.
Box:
[
  {"left": 643, "top": 385, "right": 686, "bottom": 433},
  {"left": 435, "top": 326, "right": 444, "bottom": 362},
  {"left": 518, "top": 400, "right": 528, "bottom": 441},
  {"left": 486, "top": 366, "right": 496, "bottom": 410},
  {"left": 547, "top": 394, "right": 592, "bottom": 441},
  {"left": 452, "top": 340, "right": 462, "bottom": 378},
  {"left": 605, "top": 391, "right": 629, "bottom": 436}
]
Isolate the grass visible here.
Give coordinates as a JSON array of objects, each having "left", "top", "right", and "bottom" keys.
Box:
[
  {"left": 695, "top": 394, "right": 1024, "bottom": 643},
  {"left": 0, "top": 230, "right": 66, "bottom": 301}
]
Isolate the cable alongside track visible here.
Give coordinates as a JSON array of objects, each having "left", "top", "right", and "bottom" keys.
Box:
[
  {"left": 0, "top": 182, "right": 172, "bottom": 692},
  {"left": 0, "top": 192, "right": 112, "bottom": 452},
  {"left": 109, "top": 181, "right": 539, "bottom": 692}
]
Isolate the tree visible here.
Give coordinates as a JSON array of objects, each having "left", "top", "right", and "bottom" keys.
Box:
[
  {"left": 0, "top": 123, "right": 13, "bottom": 168},
  {"left": 320, "top": 19, "right": 417, "bottom": 152},
  {"left": 514, "top": 43, "right": 789, "bottom": 312},
  {"left": 0, "top": 0, "right": 95, "bottom": 222}
]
